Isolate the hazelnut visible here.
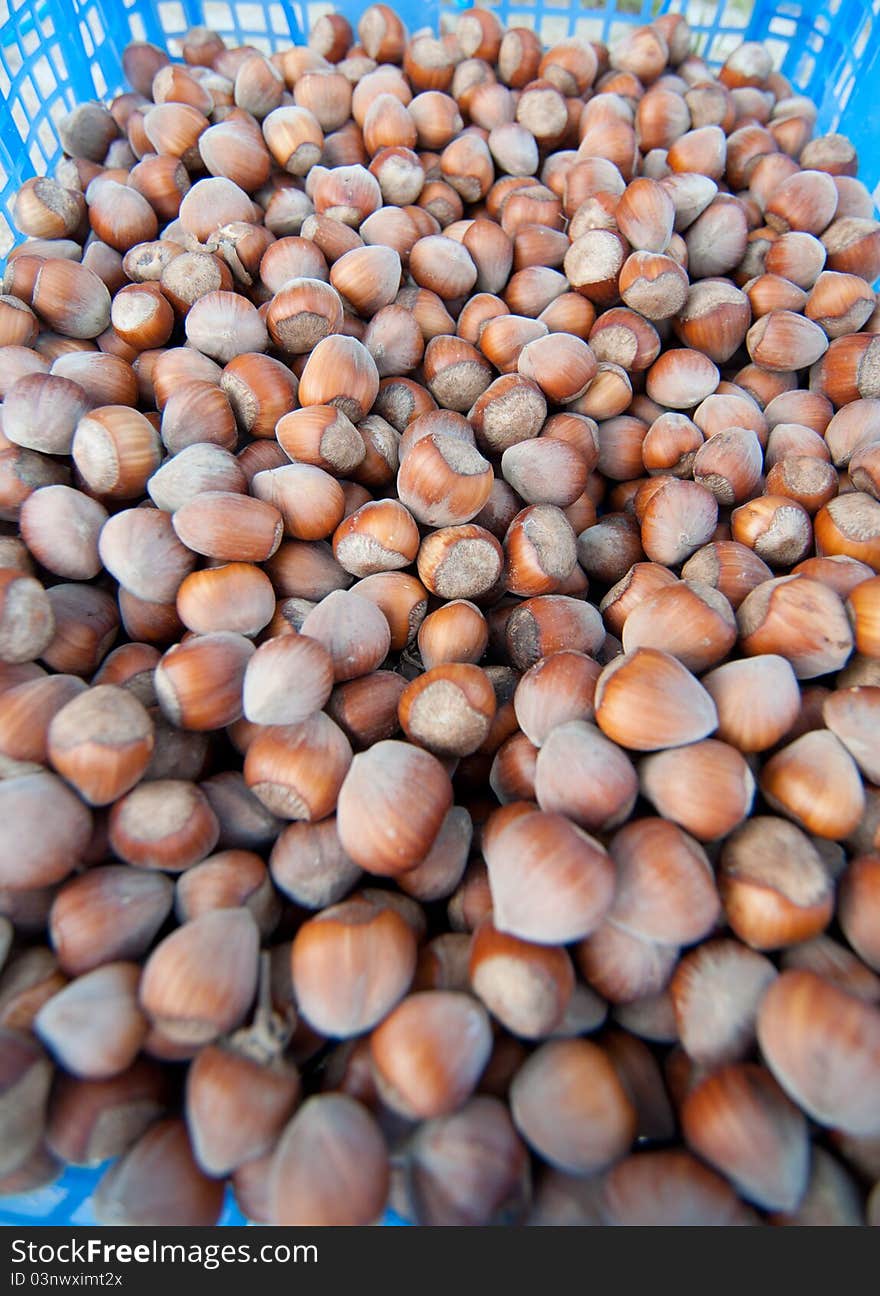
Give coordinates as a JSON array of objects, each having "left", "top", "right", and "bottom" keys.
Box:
[
  {"left": 370, "top": 991, "right": 492, "bottom": 1119},
  {"left": 758, "top": 971, "right": 880, "bottom": 1136}
]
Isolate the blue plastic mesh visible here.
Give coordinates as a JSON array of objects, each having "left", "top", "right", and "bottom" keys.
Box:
[
  {"left": 1, "top": 0, "right": 879, "bottom": 1224},
  {"left": 0, "top": 1164, "right": 250, "bottom": 1226},
  {"left": 0, "top": 1163, "right": 409, "bottom": 1226},
  {"left": 0, "top": 1164, "right": 415, "bottom": 1226}
]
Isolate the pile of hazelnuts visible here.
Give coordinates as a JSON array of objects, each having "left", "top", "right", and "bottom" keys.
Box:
[{"left": 0, "top": 4, "right": 879, "bottom": 1227}]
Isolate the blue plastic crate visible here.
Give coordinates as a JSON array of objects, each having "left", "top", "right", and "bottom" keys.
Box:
[
  {"left": 0, "top": 0, "right": 879, "bottom": 1227},
  {"left": 0, "top": 1161, "right": 413, "bottom": 1226}
]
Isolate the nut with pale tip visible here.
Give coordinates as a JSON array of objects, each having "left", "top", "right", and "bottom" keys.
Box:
[
  {"left": 108, "top": 779, "right": 219, "bottom": 872},
  {"left": 505, "top": 595, "right": 605, "bottom": 672},
  {"left": 331, "top": 498, "right": 420, "bottom": 577},
  {"left": 619, "top": 250, "right": 689, "bottom": 320},
  {"left": 154, "top": 632, "right": 254, "bottom": 732},
  {"left": 109, "top": 282, "right": 174, "bottom": 352},
  {"left": 815, "top": 493, "right": 880, "bottom": 570},
  {"left": 46, "top": 684, "right": 154, "bottom": 807},
  {"left": 718, "top": 816, "right": 834, "bottom": 950},
  {"left": 847, "top": 442, "right": 880, "bottom": 502},
  {"left": 737, "top": 574, "right": 853, "bottom": 677},
  {"left": 621, "top": 579, "right": 736, "bottom": 674},
  {"left": 417, "top": 524, "right": 505, "bottom": 602},
  {"left": 764, "top": 455, "right": 839, "bottom": 515},
  {"left": 243, "top": 711, "right": 352, "bottom": 822},
  {"left": 470, "top": 374, "right": 548, "bottom": 457},
  {"left": 89, "top": 641, "right": 160, "bottom": 707},
  {"left": 275, "top": 405, "right": 366, "bottom": 478},
  {"left": 641, "top": 413, "right": 704, "bottom": 480},
  {"left": 422, "top": 336, "right": 494, "bottom": 415},
  {"left": 504, "top": 505, "right": 578, "bottom": 598},
  {"left": 671, "top": 939, "right": 777, "bottom": 1070},
  {"left": 398, "top": 663, "right": 496, "bottom": 758}
]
